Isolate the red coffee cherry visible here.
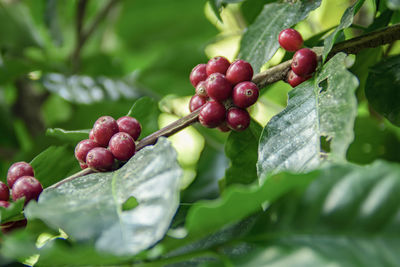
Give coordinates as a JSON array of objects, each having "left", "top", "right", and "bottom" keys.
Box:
[
  {"left": 0, "top": 200, "right": 9, "bottom": 208},
  {"left": 226, "top": 108, "right": 250, "bottom": 131},
  {"left": 195, "top": 81, "right": 208, "bottom": 97},
  {"left": 1, "top": 219, "right": 27, "bottom": 234},
  {"left": 199, "top": 100, "right": 226, "bottom": 128},
  {"left": 117, "top": 116, "right": 142, "bottom": 141},
  {"left": 190, "top": 64, "right": 207, "bottom": 87},
  {"left": 80, "top": 162, "right": 88, "bottom": 170},
  {"left": 92, "top": 116, "right": 119, "bottom": 147},
  {"left": 189, "top": 95, "right": 208, "bottom": 112},
  {"left": 217, "top": 122, "right": 231, "bottom": 132},
  {"left": 278, "top": 28, "right": 303, "bottom": 52},
  {"left": 12, "top": 176, "right": 43, "bottom": 205},
  {"left": 226, "top": 60, "right": 253, "bottom": 85},
  {"left": 89, "top": 129, "right": 95, "bottom": 140},
  {"left": 287, "top": 70, "right": 311, "bottom": 87},
  {"left": 86, "top": 147, "right": 114, "bottom": 172},
  {"left": 75, "top": 139, "right": 99, "bottom": 163},
  {"left": 206, "top": 73, "right": 232, "bottom": 101},
  {"left": 206, "top": 56, "right": 231, "bottom": 76},
  {"left": 232, "top": 81, "right": 259, "bottom": 108},
  {"left": 291, "top": 48, "right": 317, "bottom": 77},
  {"left": 0, "top": 182, "right": 9, "bottom": 201},
  {"left": 7, "top": 162, "right": 34, "bottom": 188},
  {"left": 109, "top": 132, "right": 136, "bottom": 161}
]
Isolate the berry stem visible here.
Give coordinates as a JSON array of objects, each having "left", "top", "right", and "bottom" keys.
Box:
[{"left": 50, "top": 23, "right": 400, "bottom": 188}]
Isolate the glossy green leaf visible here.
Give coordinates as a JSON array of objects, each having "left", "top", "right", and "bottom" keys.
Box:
[
  {"left": 257, "top": 53, "right": 359, "bottom": 179},
  {"left": 30, "top": 145, "right": 80, "bottom": 188},
  {"left": 239, "top": 0, "right": 321, "bottom": 73},
  {"left": 25, "top": 138, "right": 182, "bottom": 256},
  {"left": 0, "top": 199, "right": 24, "bottom": 224},
  {"left": 42, "top": 73, "right": 142, "bottom": 104},
  {"left": 365, "top": 55, "right": 400, "bottom": 126},
  {"left": 46, "top": 128, "right": 89, "bottom": 143},
  {"left": 322, "top": 0, "right": 365, "bottom": 60},
  {"left": 224, "top": 120, "right": 262, "bottom": 186},
  {"left": 127, "top": 97, "right": 160, "bottom": 138}
]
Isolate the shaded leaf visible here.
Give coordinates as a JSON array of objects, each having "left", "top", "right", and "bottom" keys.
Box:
[
  {"left": 239, "top": 0, "right": 321, "bottom": 73},
  {"left": 257, "top": 53, "right": 358, "bottom": 179},
  {"left": 224, "top": 120, "right": 262, "bottom": 186},
  {"left": 0, "top": 199, "right": 24, "bottom": 224},
  {"left": 46, "top": 128, "right": 89, "bottom": 143},
  {"left": 386, "top": 0, "right": 400, "bottom": 10},
  {"left": 30, "top": 145, "right": 80, "bottom": 188},
  {"left": 127, "top": 97, "right": 160, "bottom": 138},
  {"left": 322, "top": 0, "right": 365, "bottom": 60},
  {"left": 25, "top": 138, "right": 182, "bottom": 256},
  {"left": 365, "top": 54, "right": 400, "bottom": 126}
]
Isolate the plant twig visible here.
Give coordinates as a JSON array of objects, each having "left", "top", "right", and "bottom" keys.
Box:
[{"left": 50, "top": 23, "right": 400, "bottom": 188}]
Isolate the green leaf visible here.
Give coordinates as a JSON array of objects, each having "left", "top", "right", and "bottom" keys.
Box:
[
  {"left": 257, "top": 53, "right": 359, "bottom": 179},
  {"left": 239, "top": 0, "right": 321, "bottom": 73},
  {"left": 30, "top": 145, "right": 80, "bottom": 188},
  {"left": 365, "top": 55, "right": 400, "bottom": 126},
  {"left": 25, "top": 138, "right": 182, "bottom": 256},
  {"left": 224, "top": 120, "right": 262, "bottom": 186},
  {"left": 127, "top": 97, "right": 160, "bottom": 138},
  {"left": 0, "top": 199, "right": 24, "bottom": 224},
  {"left": 322, "top": 0, "right": 365, "bottom": 60},
  {"left": 46, "top": 128, "right": 89, "bottom": 143},
  {"left": 42, "top": 73, "right": 142, "bottom": 104},
  {"left": 386, "top": 0, "right": 400, "bottom": 10}
]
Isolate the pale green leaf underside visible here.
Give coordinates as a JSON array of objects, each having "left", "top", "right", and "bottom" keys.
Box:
[
  {"left": 257, "top": 53, "right": 359, "bottom": 180},
  {"left": 25, "top": 138, "right": 182, "bottom": 256}
]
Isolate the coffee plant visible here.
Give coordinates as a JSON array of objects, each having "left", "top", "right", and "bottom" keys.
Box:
[{"left": 1, "top": 0, "right": 400, "bottom": 266}]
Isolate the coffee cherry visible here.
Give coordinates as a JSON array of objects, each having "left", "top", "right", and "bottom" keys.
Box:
[
  {"left": 190, "top": 64, "right": 207, "bottom": 87},
  {"left": 0, "top": 182, "right": 9, "bottom": 201},
  {"left": 195, "top": 81, "right": 208, "bottom": 97},
  {"left": 89, "top": 129, "right": 95, "bottom": 140},
  {"left": 226, "top": 108, "right": 250, "bottom": 131},
  {"left": 12, "top": 176, "right": 43, "bottom": 205},
  {"left": 278, "top": 28, "right": 303, "bottom": 52},
  {"left": 206, "top": 56, "right": 231, "bottom": 76},
  {"left": 217, "top": 122, "right": 231, "bottom": 132},
  {"left": 1, "top": 219, "right": 27, "bottom": 234},
  {"left": 80, "top": 162, "right": 88, "bottom": 170},
  {"left": 206, "top": 73, "right": 232, "bottom": 101},
  {"left": 7, "top": 162, "right": 34, "bottom": 188},
  {"left": 287, "top": 70, "right": 311, "bottom": 87},
  {"left": 0, "top": 200, "right": 9, "bottom": 208},
  {"left": 75, "top": 139, "right": 99, "bottom": 163},
  {"left": 109, "top": 132, "right": 136, "bottom": 161},
  {"left": 86, "top": 147, "right": 114, "bottom": 171},
  {"left": 199, "top": 100, "right": 226, "bottom": 128},
  {"left": 189, "top": 95, "right": 208, "bottom": 112},
  {"left": 117, "top": 116, "right": 142, "bottom": 141},
  {"left": 291, "top": 48, "right": 317, "bottom": 77},
  {"left": 226, "top": 60, "right": 253, "bottom": 85},
  {"left": 92, "top": 116, "right": 119, "bottom": 147},
  {"left": 232, "top": 81, "right": 259, "bottom": 108}
]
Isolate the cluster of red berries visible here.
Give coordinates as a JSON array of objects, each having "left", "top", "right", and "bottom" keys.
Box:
[
  {"left": 189, "top": 57, "right": 259, "bottom": 132},
  {"left": 0, "top": 161, "right": 43, "bottom": 233},
  {"left": 75, "top": 116, "right": 141, "bottom": 172},
  {"left": 278, "top": 28, "right": 318, "bottom": 87}
]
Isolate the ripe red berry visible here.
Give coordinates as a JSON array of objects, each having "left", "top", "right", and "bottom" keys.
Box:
[
  {"left": 206, "top": 73, "right": 232, "bottom": 101},
  {"left": 226, "top": 108, "right": 250, "bottom": 131},
  {"left": 117, "top": 116, "right": 142, "bottom": 141},
  {"left": 287, "top": 70, "right": 311, "bottom": 87},
  {"left": 0, "top": 200, "right": 9, "bottom": 208},
  {"left": 1, "top": 219, "right": 27, "bottom": 234},
  {"left": 86, "top": 147, "right": 114, "bottom": 171},
  {"left": 89, "top": 129, "right": 95, "bottom": 140},
  {"left": 75, "top": 139, "right": 99, "bottom": 163},
  {"left": 190, "top": 64, "right": 207, "bottom": 87},
  {"left": 12, "top": 176, "right": 43, "bottom": 205},
  {"left": 226, "top": 60, "right": 253, "bottom": 85},
  {"left": 232, "top": 81, "right": 259, "bottom": 108},
  {"left": 195, "top": 81, "right": 208, "bottom": 97},
  {"left": 189, "top": 95, "right": 208, "bottom": 112},
  {"left": 206, "top": 56, "right": 231, "bottom": 76},
  {"left": 291, "top": 48, "right": 317, "bottom": 77},
  {"left": 199, "top": 100, "right": 226, "bottom": 128},
  {"left": 80, "top": 162, "right": 88, "bottom": 170},
  {"left": 278, "top": 28, "right": 303, "bottom": 52},
  {"left": 0, "top": 182, "right": 9, "bottom": 201},
  {"left": 7, "top": 162, "right": 34, "bottom": 188},
  {"left": 92, "top": 116, "right": 119, "bottom": 147},
  {"left": 217, "top": 122, "right": 231, "bottom": 132},
  {"left": 109, "top": 132, "right": 136, "bottom": 161}
]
